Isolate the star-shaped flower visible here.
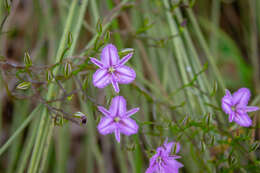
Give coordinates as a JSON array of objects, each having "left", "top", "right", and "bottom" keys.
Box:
[
  {"left": 97, "top": 96, "right": 139, "bottom": 143},
  {"left": 90, "top": 44, "right": 136, "bottom": 93},
  {"left": 146, "top": 140, "right": 183, "bottom": 173},
  {"left": 222, "top": 88, "right": 259, "bottom": 127}
]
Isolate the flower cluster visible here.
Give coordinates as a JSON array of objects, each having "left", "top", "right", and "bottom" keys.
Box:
[
  {"left": 91, "top": 44, "right": 260, "bottom": 173},
  {"left": 91, "top": 44, "right": 139, "bottom": 142},
  {"left": 91, "top": 44, "right": 184, "bottom": 173}
]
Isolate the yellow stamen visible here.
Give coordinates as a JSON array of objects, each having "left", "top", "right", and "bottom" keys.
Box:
[
  {"left": 114, "top": 117, "right": 120, "bottom": 122},
  {"left": 108, "top": 67, "right": 115, "bottom": 73}
]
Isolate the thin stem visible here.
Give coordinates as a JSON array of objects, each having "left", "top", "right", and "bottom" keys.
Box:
[
  {"left": 15, "top": 116, "right": 39, "bottom": 173},
  {"left": 184, "top": 0, "right": 226, "bottom": 92},
  {"left": 27, "top": 1, "right": 78, "bottom": 172},
  {"left": 0, "top": 105, "right": 42, "bottom": 155}
]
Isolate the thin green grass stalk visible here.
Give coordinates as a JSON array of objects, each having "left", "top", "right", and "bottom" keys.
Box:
[
  {"left": 40, "top": 0, "right": 57, "bottom": 60},
  {"left": 7, "top": 101, "right": 29, "bottom": 173},
  {"left": 27, "top": 1, "right": 78, "bottom": 172},
  {"left": 31, "top": 117, "right": 52, "bottom": 173},
  {"left": 81, "top": 100, "right": 105, "bottom": 173},
  {"left": 115, "top": 143, "right": 128, "bottom": 173},
  {"left": 0, "top": 76, "right": 2, "bottom": 135},
  {"left": 162, "top": 0, "right": 197, "bottom": 113},
  {"left": 175, "top": 9, "right": 212, "bottom": 112},
  {"left": 27, "top": 109, "right": 50, "bottom": 173},
  {"left": 0, "top": 105, "right": 42, "bottom": 155},
  {"left": 184, "top": 0, "right": 225, "bottom": 92},
  {"left": 162, "top": 1, "right": 214, "bottom": 172},
  {"left": 69, "top": 0, "right": 89, "bottom": 54},
  {"left": 15, "top": 117, "right": 39, "bottom": 173},
  {"left": 54, "top": 1, "right": 89, "bottom": 171},
  {"left": 39, "top": 121, "right": 54, "bottom": 173},
  {"left": 90, "top": 0, "right": 99, "bottom": 25},
  {"left": 29, "top": 0, "right": 89, "bottom": 171},
  {"left": 210, "top": 0, "right": 220, "bottom": 55},
  {"left": 85, "top": 136, "right": 94, "bottom": 173},
  {"left": 55, "top": 124, "right": 70, "bottom": 173},
  {"left": 249, "top": 0, "right": 260, "bottom": 90}
]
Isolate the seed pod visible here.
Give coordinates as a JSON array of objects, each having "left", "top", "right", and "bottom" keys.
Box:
[
  {"left": 96, "top": 18, "right": 102, "bottom": 35},
  {"left": 104, "top": 31, "right": 110, "bottom": 43},
  {"left": 16, "top": 81, "right": 31, "bottom": 90},
  {"left": 24, "top": 52, "right": 32, "bottom": 67},
  {"left": 64, "top": 62, "right": 72, "bottom": 78},
  {"left": 46, "top": 70, "right": 54, "bottom": 82},
  {"left": 118, "top": 48, "right": 135, "bottom": 58},
  {"left": 67, "top": 32, "right": 73, "bottom": 46},
  {"left": 73, "top": 112, "right": 87, "bottom": 125}
]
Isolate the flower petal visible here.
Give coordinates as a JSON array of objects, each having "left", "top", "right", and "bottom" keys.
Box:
[
  {"left": 116, "top": 53, "right": 133, "bottom": 67},
  {"left": 145, "top": 164, "right": 158, "bottom": 173},
  {"left": 115, "top": 65, "right": 136, "bottom": 84},
  {"left": 97, "top": 106, "right": 111, "bottom": 117},
  {"left": 222, "top": 89, "right": 233, "bottom": 115},
  {"left": 245, "top": 106, "right": 259, "bottom": 112},
  {"left": 232, "top": 88, "right": 251, "bottom": 107},
  {"left": 101, "top": 44, "right": 119, "bottom": 67},
  {"left": 93, "top": 69, "right": 111, "bottom": 88},
  {"left": 234, "top": 113, "right": 252, "bottom": 127},
  {"left": 111, "top": 74, "right": 120, "bottom": 93},
  {"left": 90, "top": 58, "right": 104, "bottom": 68},
  {"left": 126, "top": 107, "right": 139, "bottom": 117},
  {"left": 114, "top": 129, "right": 121, "bottom": 143},
  {"left": 229, "top": 112, "right": 235, "bottom": 122},
  {"left": 109, "top": 96, "right": 127, "bottom": 117},
  {"left": 119, "top": 118, "right": 138, "bottom": 135},
  {"left": 164, "top": 142, "right": 180, "bottom": 154},
  {"left": 97, "top": 117, "right": 116, "bottom": 135},
  {"left": 164, "top": 158, "right": 183, "bottom": 172}
]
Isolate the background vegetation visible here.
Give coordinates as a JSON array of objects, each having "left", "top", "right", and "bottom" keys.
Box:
[{"left": 0, "top": 0, "right": 260, "bottom": 172}]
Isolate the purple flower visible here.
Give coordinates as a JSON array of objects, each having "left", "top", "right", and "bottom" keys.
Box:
[
  {"left": 222, "top": 88, "right": 259, "bottom": 127},
  {"left": 97, "top": 96, "right": 139, "bottom": 143},
  {"left": 146, "top": 140, "right": 183, "bottom": 173},
  {"left": 90, "top": 44, "right": 136, "bottom": 93}
]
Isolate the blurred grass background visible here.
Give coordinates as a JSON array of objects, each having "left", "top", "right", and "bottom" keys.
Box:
[{"left": 0, "top": 0, "right": 260, "bottom": 172}]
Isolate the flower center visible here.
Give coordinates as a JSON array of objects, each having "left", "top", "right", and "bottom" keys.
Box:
[
  {"left": 108, "top": 67, "right": 115, "bottom": 73},
  {"left": 156, "top": 156, "right": 162, "bottom": 164},
  {"left": 114, "top": 117, "right": 120, "bottom": 122},
  {"left": 231, "top": 106, "right": 236, "bottom": 111}
]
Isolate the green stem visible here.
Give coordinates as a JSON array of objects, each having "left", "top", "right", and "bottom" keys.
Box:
[
  {"left": 15, "top": 116, "right": 39, "bottom": 173},
  {"left": 7, "top": 101, "right": 29, "bottom": 173},
  {"left": 27, "top": 1, "right": 78, "bottom": 172},
  {"left": 0, "top": 105, "right": 42, "bottom": 155},
  {"left": 210, "top": 0, "right": 220, "bottom": 54},
  {"left": 162, "top": 0, "right": 195, "bottom": 112},
  {"left": 184, "top": 0, "right": 225, "bottom": 92}
]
